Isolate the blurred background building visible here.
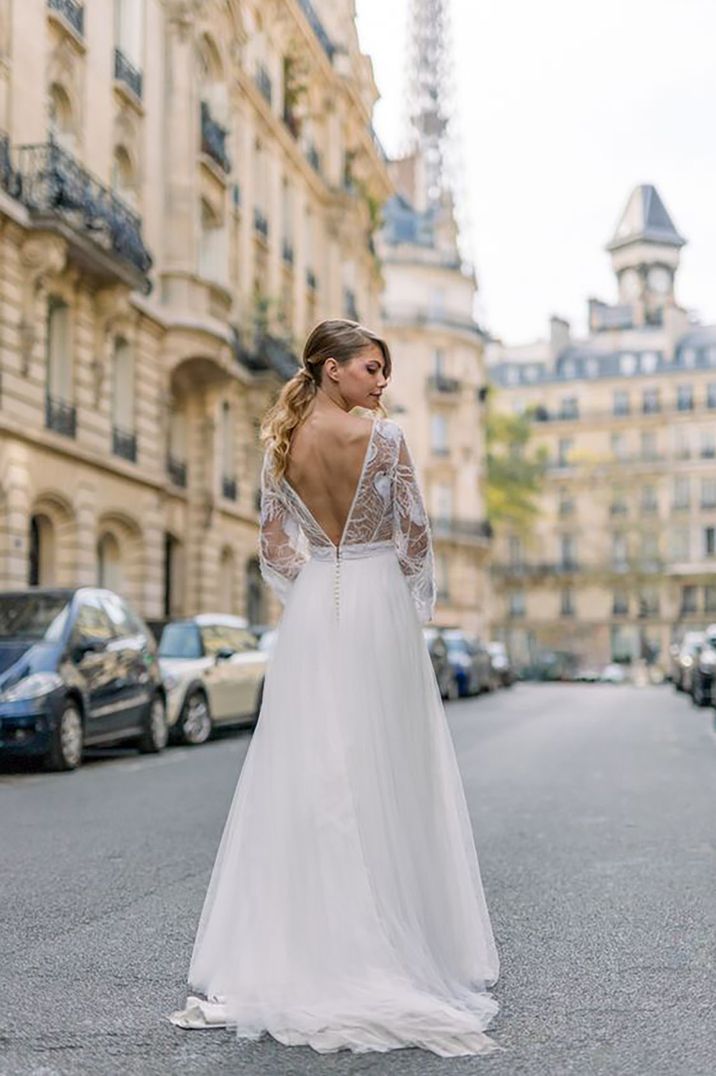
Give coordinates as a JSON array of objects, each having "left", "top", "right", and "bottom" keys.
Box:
[
  {"left": 488, "top": 185, "right": 716, "bottom": 670},
  {"left": 377, "top": 0, "right": 491, "bottom": 634},
  {"left": 0, "top": 0, "right": 390, "bottom": 622}
]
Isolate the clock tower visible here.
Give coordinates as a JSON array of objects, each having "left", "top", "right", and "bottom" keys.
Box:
[{"left": 606, "top": 185, "right": 686, "bottom": 325}]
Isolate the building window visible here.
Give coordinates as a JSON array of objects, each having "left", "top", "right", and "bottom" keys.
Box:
[
  {"left": 669, "top": 526, "right": 690, "bottom": 563},
  {"left": 640, "top": 484, "right": 658, "bottom": 515},
  {"left": 436, "top": 552, "right": 450, "bottom": 600},
  {"left": 557, "top": 437, "right": 572, "bottom": 466},
  {"left": 638, "top": 587, "right": 660, "bottom": 618},
  {"left": 676, "top": 384, "right": 694, "bottom": 411},
  {"left": 707, "top": 382, "right": 716, "bottom": 409},
  {"left": 612, "top": 532, "right": 628, "bottom": 570},
  {"left": 431, "top": 482, "right": 453, "bottom": 527},
  {"left": 640, "top": 431, "right": 658, "bottom": 460},
  {"left": 705, "top": 526, "right": 716, "bottom": 558},
  {"left": 611, "top": 432, "right": 627, "bottom": 460},
  {"left": 701, "top": 478, "right": 716, "bottom": 510},
  {"left": 558, "top": 488, "right": 574, "bottom": 517},
  {"left": 559, "top": 533, "right": 577, "bottom": 569},
  {"left": 111, "top": 336, "right": 136, "bottom": 461},
  {"left": 680, "top": 585, "right": 698, "bottom": 615},
  {"left": 560, "top": 587, "right": 575, "bottom": 617},
  {"left": 700, "top": 430, "right": 716, "bottom": 459},
  {"left": 97, "top": 532, "right": 122, "bottom": 591},
  {"left": 613, "top": 390, "right": 630, "bottom": 416},
  {"left": 673, "top": 476, "right": 690, "bottom": 510},
  {"left": 281, "top": 177, "right": 294, "bottom": 264},
  {"left": 610, "top": 494, "right": 628, "bottom": 517},
  {"left": 508, "top": 591, "right": 525, "bottom": 618},
  {"left": 704, "top": 585, "right": 716, "bottom": 614},
  {"left": 221, "top": 400, "right": 236, "bottom": 499},
  {"left": 430, "top": 412, "right": 449, "bottom": 456},
  {"left": 508, "top": 534, "right": 522, "bottom": 565},
  {"left": 612, "top": 590, "right": 629, "bottom": 616},
  {"left": 28, "top": 514, "right": 55, "bottom": 586},
  {"left": 560, "top": 396, "right": 579, "bottom": 419},
  {"left": 428, "top": 288, "right": 445, "bottom": 319},
  {"left": 48, "top": 81, "right": 76, "bottom": 151},
  {"left": 432, "top": 349, "right": 445, "bottom": 378},
  {"left": 198, "top": 198, "right": 228, "bottom": 284},
  {"left": 620, "top": 353, "right": 637, "bottom": 376},
  {"left": 673, "top": 427, "right": 690, "bottom": 460},
  {"left": 642, "top": 387, "right": 660, "bottom": 414}
]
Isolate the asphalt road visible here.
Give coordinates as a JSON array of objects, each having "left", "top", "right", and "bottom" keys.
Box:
[{"left": 1, "top": 683, "right": 715, "bottom": 1076}]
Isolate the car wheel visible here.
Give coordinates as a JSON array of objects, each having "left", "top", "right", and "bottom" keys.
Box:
[
  {"left": 179, "top": 689, "right": 213, "bottom": 745},
  {"left": 138, "top": 694, "right": 168, "bottom": 754},
  {"left": 45, "top": 701, "right": 83, "bottom": 772}
]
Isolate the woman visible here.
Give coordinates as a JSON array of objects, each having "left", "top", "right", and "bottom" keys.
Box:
[{"left": 170, "top": 320, "right": 500, "bottom": 1056}]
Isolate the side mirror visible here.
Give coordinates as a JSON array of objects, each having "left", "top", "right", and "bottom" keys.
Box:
[{"left": 215, "top": 646, "right": 235, "bottom": 663}]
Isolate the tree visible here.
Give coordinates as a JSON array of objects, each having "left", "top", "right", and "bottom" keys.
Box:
[{"left": 485, "top": 398, "right": 547, "bottom": 531}]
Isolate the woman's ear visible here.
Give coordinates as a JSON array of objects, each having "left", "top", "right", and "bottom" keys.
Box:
[{"left": 324, "top": 357, "right": 339, "bottom": 382}]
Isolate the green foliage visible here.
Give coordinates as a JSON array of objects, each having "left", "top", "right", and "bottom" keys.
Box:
[{"left": 485, "top": 395, "right": 547, "bottom": 530}]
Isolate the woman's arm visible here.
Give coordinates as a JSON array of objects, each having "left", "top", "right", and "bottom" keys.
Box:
[
  {"left": 259, "top": 451, "right": 309, "bottom": 605},
  {"left": 392, "top": 430, "right": 436, "bottom": 623}
]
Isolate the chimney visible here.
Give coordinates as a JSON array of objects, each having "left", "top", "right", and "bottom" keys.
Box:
[{"left": 550, "top": 315, "right": 571, "bottom": 356}]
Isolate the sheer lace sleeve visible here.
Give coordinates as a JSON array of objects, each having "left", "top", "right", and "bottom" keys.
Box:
[
  {"left": 392, "top": 430, "right": 436, "bottom": 623},
  {"left": 259, "top": 450, "right": 309, "bottom": 606}
]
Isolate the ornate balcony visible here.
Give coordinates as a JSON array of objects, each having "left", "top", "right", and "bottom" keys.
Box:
[
  {"left": 167, "top": 454, "right": 187, "bottom": 488},
  {"left": 112, "top": 425, "right": 137, "bottom": 462},
  {"left": 200, "top": 102, "right": 230, "bottom": 174},
  {"left": 222, "top": 475, "right": 237, "bottom": 501},
  {"left": 14, "top": 140, "right": 152, "bottom": 292},
  {"left": 45, "top": 394, "right": 76, "bottom": 438},
  {"left": 430, "top": 516, "right": 493, "bottom": 544},
  {"left": 114, "top": 48, "right": 143, "bottom": 100},
  {"left": 47, "top": 0, "right": 84, "bottom": 38},
  {"left": 427, "top": 374, "right": 461, "bottom": 395}
]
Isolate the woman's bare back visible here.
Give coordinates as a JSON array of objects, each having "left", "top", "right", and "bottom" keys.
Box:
[{"left": 285, "top": 410, "right": 374, "bottom": 546}]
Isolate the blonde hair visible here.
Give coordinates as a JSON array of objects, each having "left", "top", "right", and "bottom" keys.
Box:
[{"left": 259, "top": 319, "right": 391, "bottom": 479}]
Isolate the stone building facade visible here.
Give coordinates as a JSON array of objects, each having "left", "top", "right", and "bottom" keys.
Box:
[
  {"left": 0, "top": 0, "right": 390, "bottom": 622},
  {"left": 378, "top": 157, "right": 491, "bottom": 635},
  {"left": 489, "top": 185, "right": 716, "bottom": 671}
]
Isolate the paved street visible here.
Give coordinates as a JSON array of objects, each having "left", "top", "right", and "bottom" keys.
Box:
[{"left": 1, "top": 684, "right": 715, "bottom": 1076}]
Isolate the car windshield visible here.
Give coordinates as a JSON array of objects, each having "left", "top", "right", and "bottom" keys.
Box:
[
  {"left": 0, "top": 594, "right": 69, "bottom": 641},
  {"left": 445, "top": 637, "right": 472, "bottom": 655},
  {"left": 159, "top": 623, "right": 202, "bottom": 659}
]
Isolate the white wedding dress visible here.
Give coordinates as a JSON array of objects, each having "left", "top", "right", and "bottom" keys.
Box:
[{"left": 170, "top": 417, "right": 499, "bottom": 1056}]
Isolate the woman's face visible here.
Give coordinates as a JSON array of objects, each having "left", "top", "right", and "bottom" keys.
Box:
[{"left": 326, "top": 344, "right": 390, "bottom": 410}]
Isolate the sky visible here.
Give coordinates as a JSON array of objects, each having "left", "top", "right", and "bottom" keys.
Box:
[{"left": 355, "top": 0, "right": 716, "bottom": 345}]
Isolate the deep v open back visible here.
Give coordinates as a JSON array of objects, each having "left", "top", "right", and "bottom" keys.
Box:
[{"left": 283, "top": 419, "right": 376, "bottom": 550}]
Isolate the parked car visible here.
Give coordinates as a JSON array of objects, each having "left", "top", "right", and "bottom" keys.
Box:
[
  {"left": 487, "top": 641, "right": 514, "bottom": 687},
  {"left": 441, "top": 629, "right": 495, "bottom": 696},
  {"left": 690, "top": 624, "right": 716, "bottom": 707},
  {"left": 0, "top": 587, "right": 166, "bottom": 771},
  {"left": 158, "top": 614, "right": 268, "bottom": 745},
  {"left": 600, "top": 662, "right": 628, "bottom": 684},
  {"left": 672, "top": 631, "right": 704, "bottom": 693},
  {"left": 423, "top": 628, "right": 459, "bottom": 700}
]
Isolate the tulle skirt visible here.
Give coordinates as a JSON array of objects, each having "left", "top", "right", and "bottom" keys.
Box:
[{"left": 170, "top": 546, "right": 500, "bottom": 1056}]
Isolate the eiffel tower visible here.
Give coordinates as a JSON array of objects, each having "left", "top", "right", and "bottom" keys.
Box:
[{"left": 405, "top": 0, "right": 451, "bottom": 212}]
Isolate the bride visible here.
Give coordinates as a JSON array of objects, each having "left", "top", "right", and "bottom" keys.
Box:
[{"left": 170, "top": 319, "right": 500, "bottom": 1056}]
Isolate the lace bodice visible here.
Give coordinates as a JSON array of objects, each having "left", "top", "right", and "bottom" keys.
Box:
[{"left": 259, "top": 418, "right": 436, "bottom": 622}]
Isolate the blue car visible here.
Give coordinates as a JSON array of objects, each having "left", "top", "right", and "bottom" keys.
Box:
[{"left": 0, "top": 588, "right": 167, "bottom": 771}]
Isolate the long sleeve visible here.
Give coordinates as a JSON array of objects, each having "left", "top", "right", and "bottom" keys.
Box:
[
  {"left": 259, "top": 450, "right": 309, "bottom": 606},
  {"left": 392, "top": 431, "right": 436, "bottom": 623}
]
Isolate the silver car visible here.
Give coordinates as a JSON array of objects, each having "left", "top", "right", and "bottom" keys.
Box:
[{"left": 158, "top": 614, "right": 267, "bottom": 745}]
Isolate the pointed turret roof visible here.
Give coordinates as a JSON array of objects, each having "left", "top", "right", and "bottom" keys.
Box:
[{"left": 607, "top": 185, "right": 686, "bottom": 251}]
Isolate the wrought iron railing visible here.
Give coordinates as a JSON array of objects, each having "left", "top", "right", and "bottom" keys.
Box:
[
  {"left": 429, "top": 516, "right": 493, "bottom": 542},
  {"left": 112, "top": 425, "right": 137, "bottom": 462},
  {"left": 114, "top": 48, "right": 143, "bottom": 100},
  {"left": 167, "top": 454, "right": 187, "bottom": 488},
  {"left": 200, "top": 102, "right": 231, "bottom": 174},
  {"left": 253, "top": 207, "right": 268, "bottom": 239},
  {"left": 427, "top": 374, "right": 461, "bottom": 394},
  {"left": 254, "top": 64, "right": 272, "bottom": 106},
  {"left": 48, "top": 0, "right": 84, "bottom": 37},
  {"left": 46, "top": 394, "right": 76, "bottom": 437},
  {"left": 222, "top": 475, "right": 237, "bottom": 501},
  {"left": 297, "top": 0, "right": 335, "bottom": 59},
  {"left": 15, "top": 141, "right": 152, "bottom": 282}
]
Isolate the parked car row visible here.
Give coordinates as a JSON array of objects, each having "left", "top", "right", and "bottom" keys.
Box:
[
  {"left": 669, "top": 625, "right": 716, "bottom": 708},
  {"left": 423, "top": 627, "right": 515, "bottom": 700},
  {"left": 0, "top": 588, "right": 268, "bottom": 772}
]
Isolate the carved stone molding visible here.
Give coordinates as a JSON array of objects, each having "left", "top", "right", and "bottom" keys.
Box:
[{"left": 18, "top": 234, "right": 67, "bottom": 376}]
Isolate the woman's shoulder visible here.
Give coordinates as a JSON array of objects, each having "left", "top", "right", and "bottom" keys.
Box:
[{"left": 373, "top": 416, "right": 404, "bottom": 442}]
